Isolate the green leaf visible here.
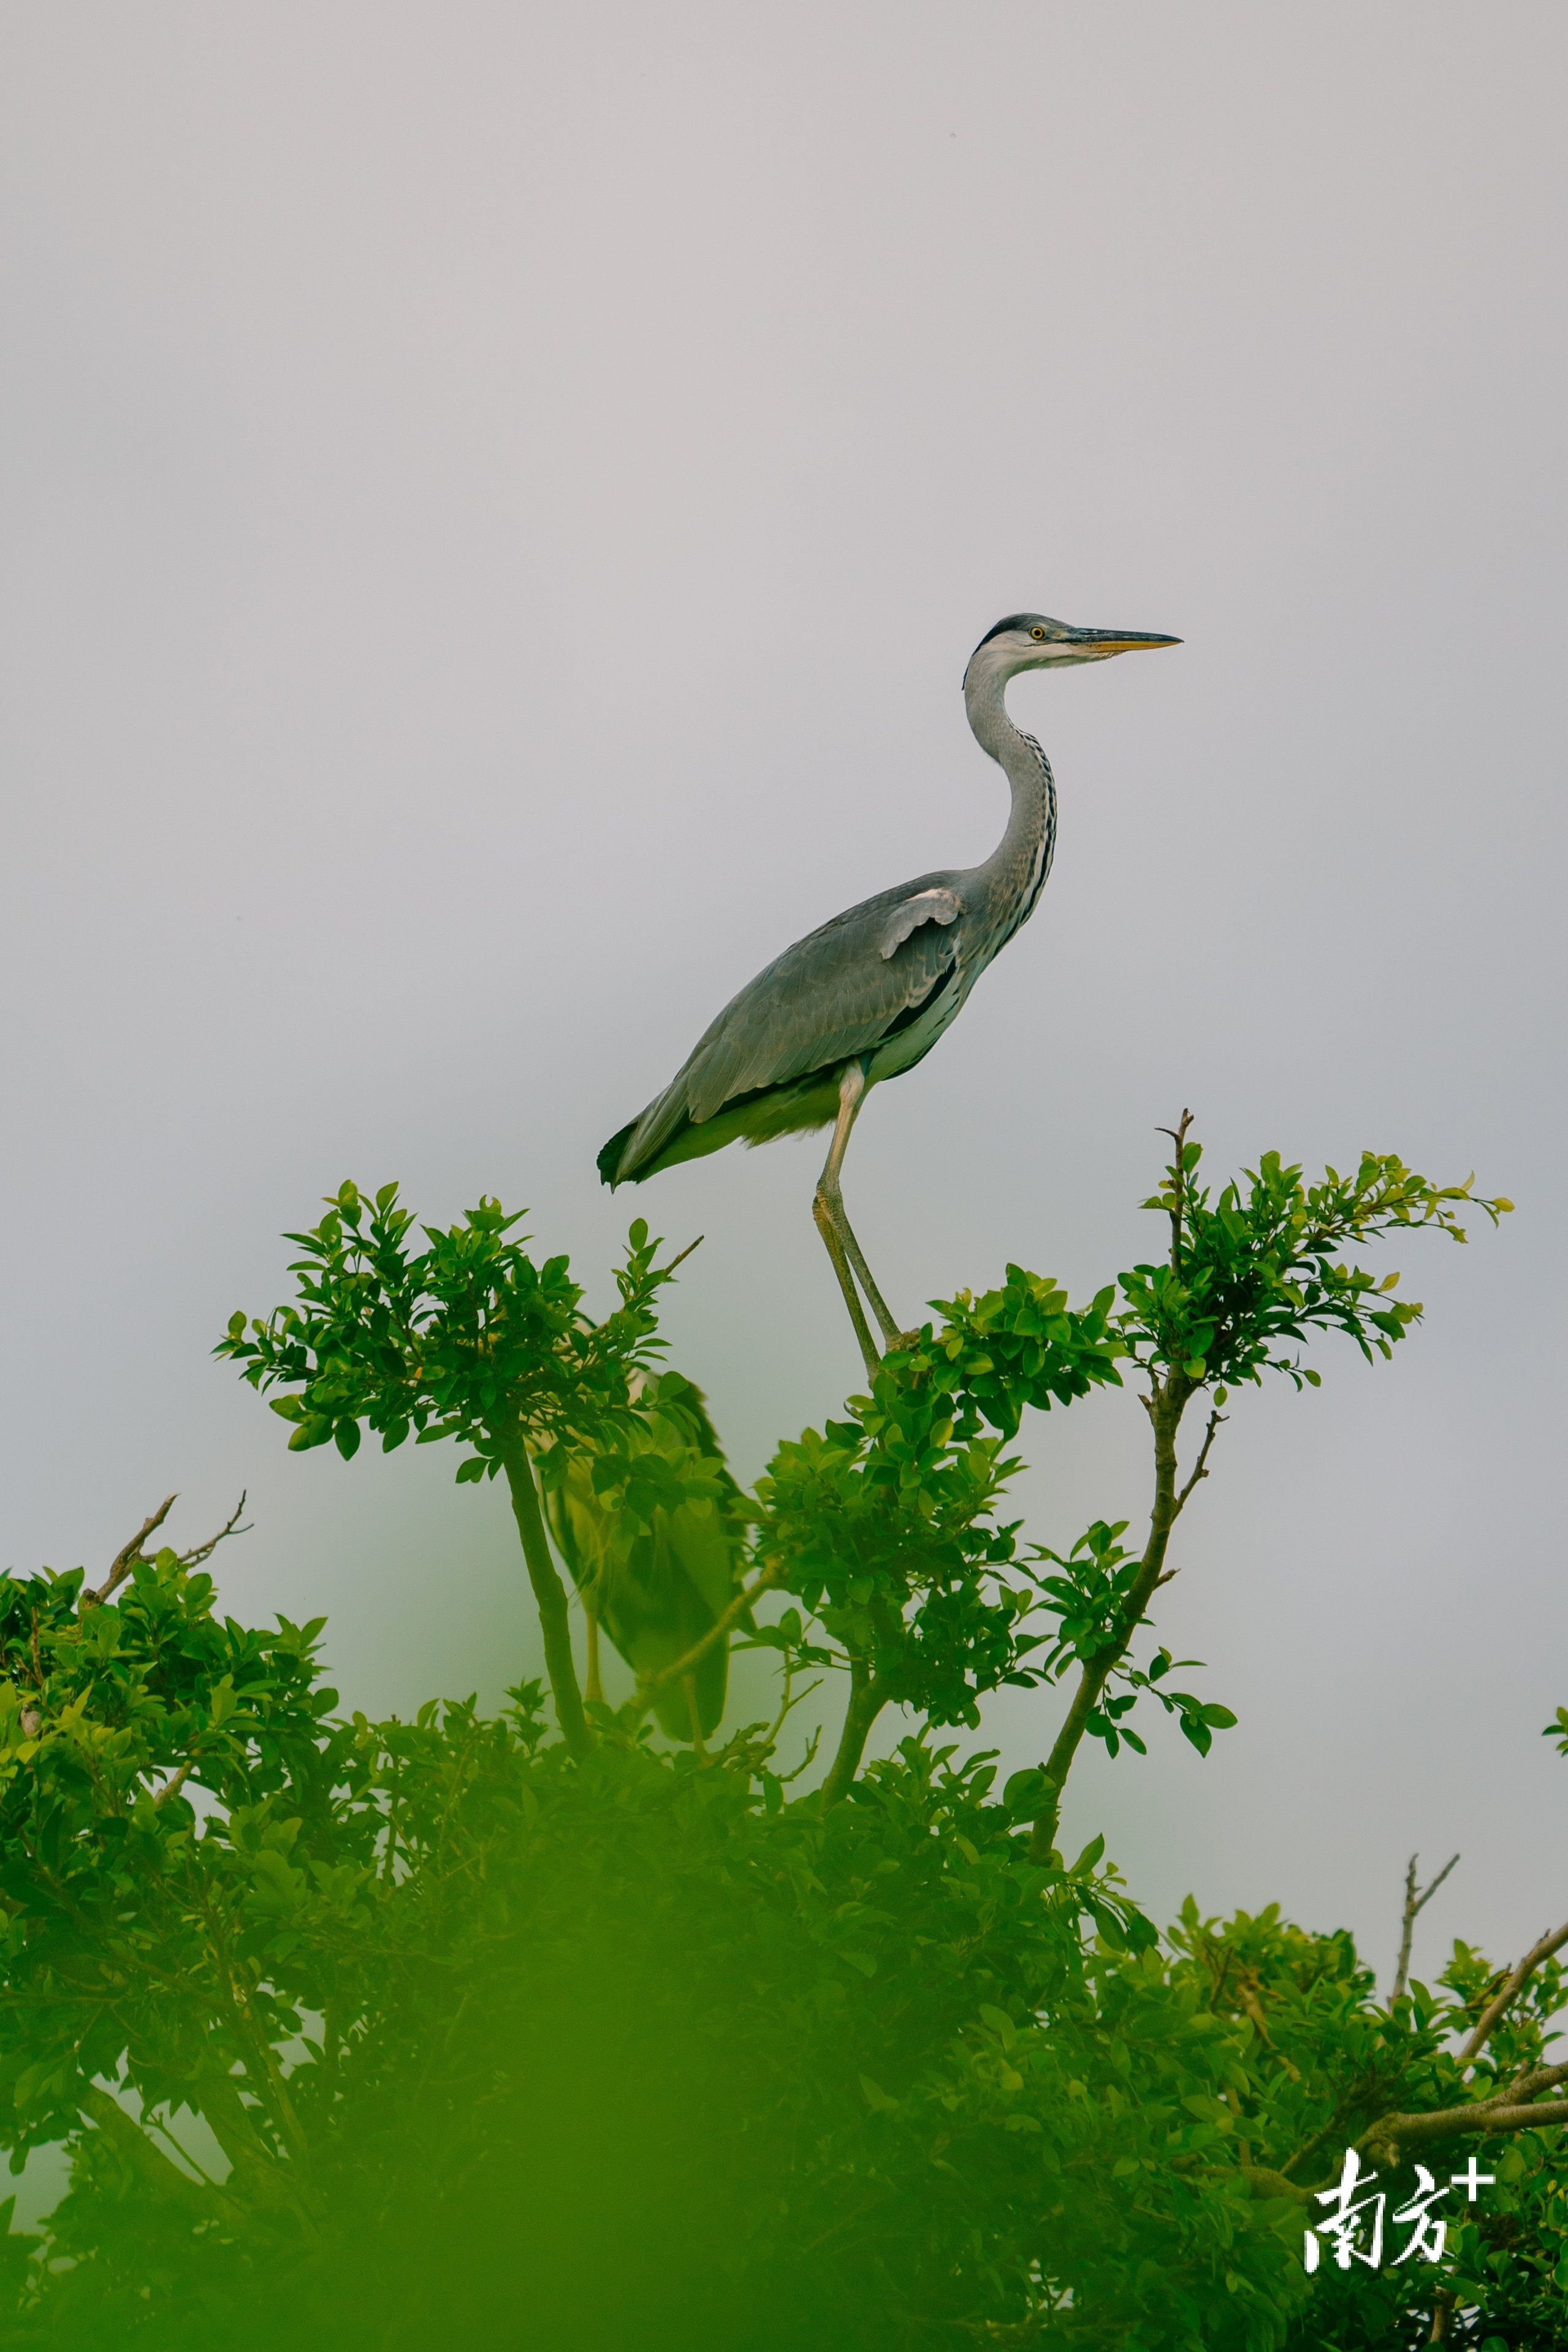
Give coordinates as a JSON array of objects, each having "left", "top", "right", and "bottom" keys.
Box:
[{"left": 1002, "top": 1767, "right": 1046, "bottom": 1815}]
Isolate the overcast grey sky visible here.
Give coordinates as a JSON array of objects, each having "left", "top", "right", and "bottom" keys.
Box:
[{"left": 2, "top": 4, "right": 1564, "bottom": 2001}]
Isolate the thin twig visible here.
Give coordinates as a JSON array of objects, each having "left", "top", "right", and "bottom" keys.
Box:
[
  {"left": 1174, "top": 1407, "right": 1225, "bottom": 1519},
  {"left": 1392, "top": 1851, "right": 1460, "bottom": 2001},
  {"left": 1155, "top": 1108, "right": 1195, "bottom": 1262},
  {"left": 744, "top": 1651, "right": 821, "bottom": 1768},
  {"left": 1282, "top": 2092, "right": 1373, "bottom": 2183},
  {"left": 775, "top": 1722, "right": 823, "bottom": 1787},
  {"left": 146, "top": 2111, "right": 226, "bottom": 2193},
  {"left": 175, "top": 1492, "right": 250, "bottom": 1570}
]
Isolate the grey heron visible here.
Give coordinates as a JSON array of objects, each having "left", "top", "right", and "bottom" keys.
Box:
[
  {"left": 599, "top": 613, "right": 1179, "bottom": 1375},
  {"left": 541, "top": 1377, "right": 744, "bottom": 1748}
]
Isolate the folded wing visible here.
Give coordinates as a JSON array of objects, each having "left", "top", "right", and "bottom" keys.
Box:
[{"left": 611, "top": 874, "right": 966, "bottom": 1180}]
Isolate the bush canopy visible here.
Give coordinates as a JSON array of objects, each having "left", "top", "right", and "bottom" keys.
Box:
[{"left": 2, "top": 1125, "right": 1562, "bottom": 2351}]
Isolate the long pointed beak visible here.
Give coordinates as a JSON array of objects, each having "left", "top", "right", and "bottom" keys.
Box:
[{"left": 1066, "top": 627, "right": 1182, "bottom": 657}]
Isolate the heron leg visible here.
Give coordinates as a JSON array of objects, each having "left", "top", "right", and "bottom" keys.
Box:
[
  {"left": 584, "top": 1604, "right": 603, "bottom": 1707},
  {"left": 813, "top": 1063, "right": 905, "bottom": 1368},
  {"left": 813, "top": 1193, "right": 881, "bottom": 1381},
  {"left": 682, "top": 1673, "right": 710, "bottom": 1762},
  {"left": 835, "top": 1208, "right": 903, "bottom": 1349}
]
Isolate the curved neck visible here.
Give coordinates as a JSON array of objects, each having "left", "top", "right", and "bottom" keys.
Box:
[{"left": 964, "top": 666, "right": 1054, "bottom": 886}]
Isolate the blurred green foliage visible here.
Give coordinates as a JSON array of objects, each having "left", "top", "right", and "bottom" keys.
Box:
[{"left": 0, "top": 1129, "right": 1555, "bottom": 2351}]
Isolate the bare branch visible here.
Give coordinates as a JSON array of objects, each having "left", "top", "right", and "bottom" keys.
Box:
[
  {"left": 1454, "top": 1919, "right": 1568, "bottom": 2070},
  {"left": 82, "top": 1496, "right": 177, "bottom": 1609},
  {"left": 1391, "top": 1851, "right": 1460, "bottom": 2001},
  {"left": 152, "top": 1757, "right": 200, "bottom": 1810},
  {"left": 81, "top": 1493, "right": 249, "bottom": 1611},
  {"left": 1369, "top": 2070, "right": 1568, "bottom": 2154},
  {"left": 1499, "top": 2061, "right": 1568, "bottom": 2106},
  {"left": 1393, "top": 1857, "right": 1419, "bottom": 2001},
  {"left": 1238, "top": 2157, "right": 1315, "bottom": 2207},
  {"left": 1321, "top": 1919, "right": 1568, "bottom": 2171}
]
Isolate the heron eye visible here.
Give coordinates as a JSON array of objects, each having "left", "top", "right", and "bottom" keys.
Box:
[{"left": 1030, "top": 626, "right": 1046, "bottom": 641}]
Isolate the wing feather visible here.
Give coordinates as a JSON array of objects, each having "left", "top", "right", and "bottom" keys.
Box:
[
  {"left": 878, "top": 886, "right": 961, "bottom": 959},
  {"left": 620, "top": 873, "right": 965, "bottom": 1171}
]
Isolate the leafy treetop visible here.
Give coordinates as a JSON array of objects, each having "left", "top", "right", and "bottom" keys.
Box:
[
  {"left": 218, "top": 1184, "right": 690, "bottom": 1489},
  {"left": 1121, "top": 1136, "right": 1511, "bottom": 1399}
]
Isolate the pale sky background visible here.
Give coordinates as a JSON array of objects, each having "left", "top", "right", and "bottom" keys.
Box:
[{"left": 2, "top": 2, "right": 1565, "bottom": 2036}]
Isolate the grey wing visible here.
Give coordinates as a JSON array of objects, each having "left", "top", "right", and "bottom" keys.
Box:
[{"left": 626, "top": 875, "right": 965, "bottom": 1163}]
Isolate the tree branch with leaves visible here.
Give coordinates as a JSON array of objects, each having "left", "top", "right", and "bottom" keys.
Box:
[
  {"left": 1008, "top": 1114, "right": 1510, "bottom": 1862},
  {"left": 216, "top": 1186, "right": 709, "bottom": 1758}
]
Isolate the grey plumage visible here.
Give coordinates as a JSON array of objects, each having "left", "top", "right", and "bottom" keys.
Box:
[
  {"left": 542, "top": 1374, "right": 744, "bottom": 1746},
  {"left": 599, "top": 612, "right": 1179, "bottom": 1371}
]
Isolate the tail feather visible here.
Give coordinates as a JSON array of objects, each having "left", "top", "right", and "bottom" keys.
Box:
[
  {"left": 598, "top": 1077, "right": 696, "bottom": 1187},
  {"left": 597, "top": 1119, "right": 638, "bottom": 1187}
]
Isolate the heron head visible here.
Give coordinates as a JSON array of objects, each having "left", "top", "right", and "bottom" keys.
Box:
[{"left": 964, "top": 612, "right": 1181, "bottom": 690}]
